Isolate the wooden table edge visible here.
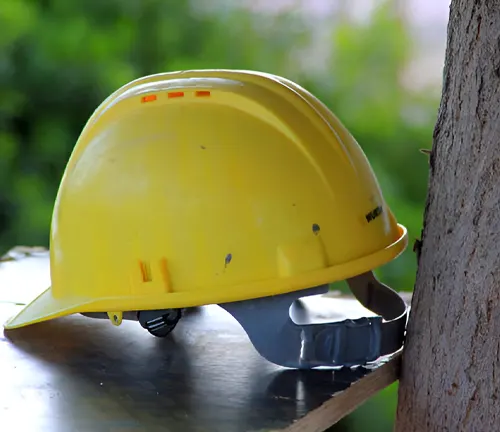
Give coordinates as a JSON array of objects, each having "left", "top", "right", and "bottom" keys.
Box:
[{"left": 269, "top": 352, "right": 402, "bottom": 432}]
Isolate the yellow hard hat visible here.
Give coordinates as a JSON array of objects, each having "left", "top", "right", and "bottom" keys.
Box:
[{"left": 4, "top": 69, "right": 409, "bottom": 368}]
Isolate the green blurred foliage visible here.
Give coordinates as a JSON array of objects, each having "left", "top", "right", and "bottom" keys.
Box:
[{"left": 0, "top": 0, "right": 440, "bottom": 430}]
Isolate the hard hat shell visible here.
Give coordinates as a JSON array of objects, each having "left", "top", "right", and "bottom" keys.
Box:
[{"left": 4, "top": 69, "right": 407, "bottom": 329}]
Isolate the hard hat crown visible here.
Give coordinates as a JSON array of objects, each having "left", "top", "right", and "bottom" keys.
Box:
[{"left": 51, "top": 70, "right": 405, "bottom": 305}]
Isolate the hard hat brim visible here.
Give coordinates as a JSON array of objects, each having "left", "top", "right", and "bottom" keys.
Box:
[
  {"left": 3, "top": 286, "right": 87, "bottom": 329},
  {"left": 4, "top": 224, "right": 408, "bottom": 330}
]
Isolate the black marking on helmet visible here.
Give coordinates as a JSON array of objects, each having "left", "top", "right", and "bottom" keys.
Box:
[
  {"left": 225, "top": 253, "right": 232, "bottom": 267},
  {"left": 312, "top": 223, "right": 320, "bottom": 235},
  {"left": 365, "top": 205, "right": 383, "bottom": 223}
]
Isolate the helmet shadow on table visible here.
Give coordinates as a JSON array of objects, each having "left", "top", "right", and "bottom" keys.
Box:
[{"left": 2, "top": 303, "right": 375, "bottom": 432}]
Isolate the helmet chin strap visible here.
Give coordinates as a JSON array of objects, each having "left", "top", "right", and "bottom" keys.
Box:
[{"left": 218, "top": 271, "right": 409, "bottom": 369}]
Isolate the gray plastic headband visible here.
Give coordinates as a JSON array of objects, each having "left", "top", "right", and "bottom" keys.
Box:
[{"left": 219, "top": 271, "right": 409, "bottom": 369}]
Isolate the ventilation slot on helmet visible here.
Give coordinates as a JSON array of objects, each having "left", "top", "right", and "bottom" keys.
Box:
[
  {"left": 159, "top": 257, "right": 173, "bottom": 293},
  {"left": 141, "top": 94, "right": 157, "bottom": 103},
  {"left": 139, "top": 260, "right": 152, "bottom": 282},
  {"left": 168, "top": 91, "right": 184, "bottom": 99},
  {"left": 195, "top": 90, "right": 211, "bottom": 97}
]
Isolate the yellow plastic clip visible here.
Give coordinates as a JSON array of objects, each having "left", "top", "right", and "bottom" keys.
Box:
[{"left": 107, "top": 311, "right": 123, "bottom": 326}]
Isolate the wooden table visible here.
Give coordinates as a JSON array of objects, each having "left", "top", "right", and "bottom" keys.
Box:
[{"left": 0, "top": 247, "right": 402, "bottom": 432}]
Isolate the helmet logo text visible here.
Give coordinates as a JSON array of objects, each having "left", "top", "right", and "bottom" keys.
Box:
[{"left": 365, "top": 206, "right": 383, "bottom": 223}]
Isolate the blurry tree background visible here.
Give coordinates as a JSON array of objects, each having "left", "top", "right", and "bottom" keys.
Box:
[{"left": 0, "top": 0, "right": 446, "bottom": 430}]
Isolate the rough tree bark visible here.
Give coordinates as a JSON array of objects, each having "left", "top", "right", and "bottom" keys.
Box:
[{"left": 394, "top": 0, "right": 500, "bottom": 430}]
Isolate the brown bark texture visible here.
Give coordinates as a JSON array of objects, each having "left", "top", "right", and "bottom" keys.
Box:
[{"left": 395, "top": 0, "right": 500, "bottom": 431}]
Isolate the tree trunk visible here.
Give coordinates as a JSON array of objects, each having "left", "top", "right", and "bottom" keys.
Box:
[{"left": 395, "top": 1, "right": 500, "bottom": 431}]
